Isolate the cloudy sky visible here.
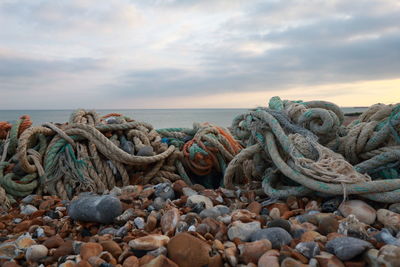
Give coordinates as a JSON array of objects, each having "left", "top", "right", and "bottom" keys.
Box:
[{"left": 0, "top": 0, "right": 399, "bottom": 109}]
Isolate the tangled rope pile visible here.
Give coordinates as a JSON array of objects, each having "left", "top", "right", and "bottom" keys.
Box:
[
  {"left": 1, "top": 97, "right": 399, "bottom": 206},
  {"left": 226, "top": 96, "right": 400, "bottom": 203},
  {"left": 0, "top": 110, "right": 241, "bottom": 206}
]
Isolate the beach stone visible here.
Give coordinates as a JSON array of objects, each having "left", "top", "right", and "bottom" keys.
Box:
[
  {"left": 134, "top": 217, "right": 145, "bottom": 229},
  {"left": 80, "top": 242, "right": 103, "bottom": 261},
  {"left": 100, "top": 240, "right": 122, "bottom": 258},
  {"left": 154, "top": 183, "right": 175, "bottom": 200},
  {"left": 363, "top": 249, "right": 380, "bottom": 267},
  {"left": 187, "top": 195, "right": 213, "bottom": 209},
  {"left": 199, "top": 207, "right": 221, "bottom": 219},
  {"left": 25, "top": 245, "right": 48, "bottom": 262},
  {"left": 321, "top": 198, "right": 342, "bottom": 213},
  {"left": 339, "top": 200, "right": 376, "bottom": 225},
  {"left": 281, "top": 257, "right": 308, "bottom": 267},
  {"left": 315, "top": 252, "right": 345, "bottom": 267},
  {"left": 182, "top": 187, "right": 197, "bottom": 197},
  {"left": 373, "top": 228, "right": 400, "bottom": 246},
  {"left": 318, "top": 216, "right": 339, "bottom": 235},
  {"left": 43, "top": 235, "right": 64, "bottom": 249},
  {"left": 267, "top": 219, "right": 291, "bottom": 233},
  {"left": 21, "top": 204, "right": 38, "bottom": 215},
  {"left": 147, "top": 246, "right": 167, "bottom": 257},
  {"left": 215, "top": 205, "right": 230, "bottom": 215},
  {"left": 0, "top": 242, "right": 18, "bottom": 260},
  {"left": 377, "top": 209, "right": 400, "bottom": 231},
  {"left": 129, "top": 234, "right": 170, "bottom": 250},
  {"left": 68, "top": 195, "right": 122, "bottom": 224},
  {"left": 295, "top": 242, "right": 320, "bottom": 258},
  {"left": 123, "top": 255, "right": 139, "bottom": 267},
  {"left": 258, "top": 249, "right": 280, "bottom": 267},
  {"left": 325, "top": 237, "right": 373, "bottom": 261},
  {"left": 52, "top": 240, "right": 74, "bottom": 260},
  {"left": 250, "top": 227, "right": 293, "bottom": 249},
  {"left": 247, "top": 201, "right": 262, "bottom": 214},
  {"left": 153, "top": 197, "right": 166, "bottom": 211},
  {"left": 238, "top": 240, "right": 272, "bottom": 264},
  {"left": 167, "top": 233, "right": 213, "bottom": 267},
  {"left": 227, "top": 221, "right": 261, "bottom": 241},
  {"left": 142, "top": 255, "right": 178, "bottom": 267},
  {"left": 269, "top": 207, "right": 281, "bottom": 219},
  {"left": 137, "top": 146, "right": 154, "bottom": 156},
  {"left": 388, "top": 203, "right": 400, "bottom": 214},
  {"left": 377, "top": 245, "right": 400, "bottom": 266},
  {"left": 160, "top": 208, "right": 180, "bottom": 236}
]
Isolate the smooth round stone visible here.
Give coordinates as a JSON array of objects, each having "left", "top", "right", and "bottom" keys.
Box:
[
  {"left": 129, "top": 235, "right": 170, "bottom": 250},
  {"left": 228, "top": 221, "right": 261, "bottom": 242},
  {"left": 295, "top": 242, "right": 320, "bottom": 259},
  {"left": 339, "top": 200, "right": 376, "bottom": 225},
  {"left": 68, "top": 194, "right": 122, "bottom": 224},
  {"left": 199, "top": 207, "right": 221, "bottom": 219},
  {"left": 187, "top": 195, "right": 213, "bottom": 209},
  {"left": 25, "top": 245, "right": 48, "bottom": 262},
  {"left": 182, "top": 187, "right": 198, "bottom": 197},
  {"left": 21, "top": 195, "right": 36, "bottom": 204},
  {"left": 250, "top": 227, "right": 293, "bottom": 249},
  {"left": 154, "top": 183, "right": 175, "bottom": 200},
  {"left": 325, "top": 237, "right": 373, "bottom": 261},
  {"left": 21, "top": 204, "right": 38, "bottom": 215},
  {"left": 377, "top": 209, "right": 400, "bottom": 231},
  {"left": 267, "top": 219, "right": 291, "bottom": 233},
  {"left": 377, "top": 245, "right": 400, "bottom": 266},
  {"left": 147, "top": 246, "right": 167, "bottom": 257}
]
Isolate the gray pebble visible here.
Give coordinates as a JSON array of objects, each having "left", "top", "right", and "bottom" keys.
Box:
[
  {"left": 199, "top": 207, "right": 221, "bottom": 219},
  {"left": 153, "top": 197, "right": 166, "bottom": 211},
  {"left": 68, "top": 195, "right": 122, "bottom": 224},
  {"left": 21, "top": 205, "right": 38, "bottom": 215},
  {"left": 154, "top": 183, "right": 175, "bottom": 200},
  {"left": 147, "top": 246, "right": 167, "bottom": 257},
  {"left": 326, "top": 237, "right": 373, "bottom": 261},
  {"left": 267, "top": 219, "right": 291, "bottom": 233},
  {"left": 134, "top": 217, "right": 145, "bottom": 229},
  {"left": 295, "top": 242, "right": 320, "bottom": 258},
  {"left": 250, "top": 227, "right": 292, "bottom": 249}
]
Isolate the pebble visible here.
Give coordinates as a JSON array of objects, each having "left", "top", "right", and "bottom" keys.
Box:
[
  {"left": 182, "top": 187, "right": 197, "bottom": 197},
  {"left": 258, "top": 249, "right": 280, "bottom": 267},
  {"left": 68, "top": 195, "right": 122, "bottom": 224},
  {"left": 377, "top": 209, "right": 400, "bottom": 231},
  {"left": 154, "top": 183, "right": 175, "bottom": 200},
  {"left": 338, "top": 200, "right": 376, "bottom": 225},
  {"left": 80, "top": 242, "right": 103, "bottom": 261},
  {"left": 321, "top": 197, "right": 342, "bottom": 213},
  {"left": 147, "top": 246, "right": 168, "bottom": 257},
  {"left": 374, "top": 228, "right": 400, "bottom": 246},
  {"left": 377, "top": 245, "right": 400, "bottom": 266},
  {"left": 129, "top": 234, "right": 170, "bottom": 250},
  {"left": 142, "top": 255, "right": 178, "bottom": 267},
  {"left": 227, "top": 221, "right": 261, "bottom": 241},
  {"left": 134, "top": 217, "right": 145, "bottom": 229},
  {"left": 238, "top": 240, "right": 272, "bottom": 264},
  {"left": 325, "top": 237, "right": 373, "bottom": 261},
  {"left": 295, "top": 242, "right": 320, "bottom": 258},
  {"left": 153, "top": 197, "right": 166, "bottom": 211},
  {"left": 167, "top": 233, "right": 214, "bottom": 267},
  {"left": 122, "top": 255, "right": 139, "bottom": 267},
  {"left": 20, "top": 204, "right": 38, "bottom": 215},
  {"left": 0, "top": 242, "right": 19, "bottom": 260},
  {"left": 43, "top": 235, "right": 64, "bottom": 249},
  {"left": 199, "top": 207, "right": 221, "bottom": 219},
  {"left": 100, "top": 240, "right": 122, "bottom": 258},
  {"left": 187, "top": 195, "right": 213, "bottom": 209},
  {"left": 160, "top": 208, "right": 180, "bottom": 236},
  {"left": 267, "top": 219, "right": 292, "bottom": 233},
  {"left": 25, "top": 244, "right": 48, "bottom": 262},
  {"left": 250, "top": 227, "right": 293, "bottom": 249}
]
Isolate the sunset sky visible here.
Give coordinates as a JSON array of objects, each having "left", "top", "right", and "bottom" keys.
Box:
[{"left": 0, "top": 0, "right": 399, "bottom": 109}]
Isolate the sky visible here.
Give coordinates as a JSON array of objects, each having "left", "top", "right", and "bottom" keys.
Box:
[{"left": 0, "top": 0, "right": 399, "bottom": 109}]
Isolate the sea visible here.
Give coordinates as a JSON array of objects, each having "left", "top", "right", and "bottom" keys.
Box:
[{"left": 0, "top": 107, "right": 367, "bottom": 129}]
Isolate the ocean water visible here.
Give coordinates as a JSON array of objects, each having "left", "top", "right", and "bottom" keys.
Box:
[{"left": 0, "top": 107, "right": 367, "bottom": 129}]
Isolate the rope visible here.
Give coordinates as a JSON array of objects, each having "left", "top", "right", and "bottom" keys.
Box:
[{"left": 227, "top": 97, "right": 400, "bottom": 203}]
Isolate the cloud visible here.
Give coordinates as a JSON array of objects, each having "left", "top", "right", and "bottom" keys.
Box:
[{"left": 0, "top": 0, "right": 399, "bottom": 108}]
